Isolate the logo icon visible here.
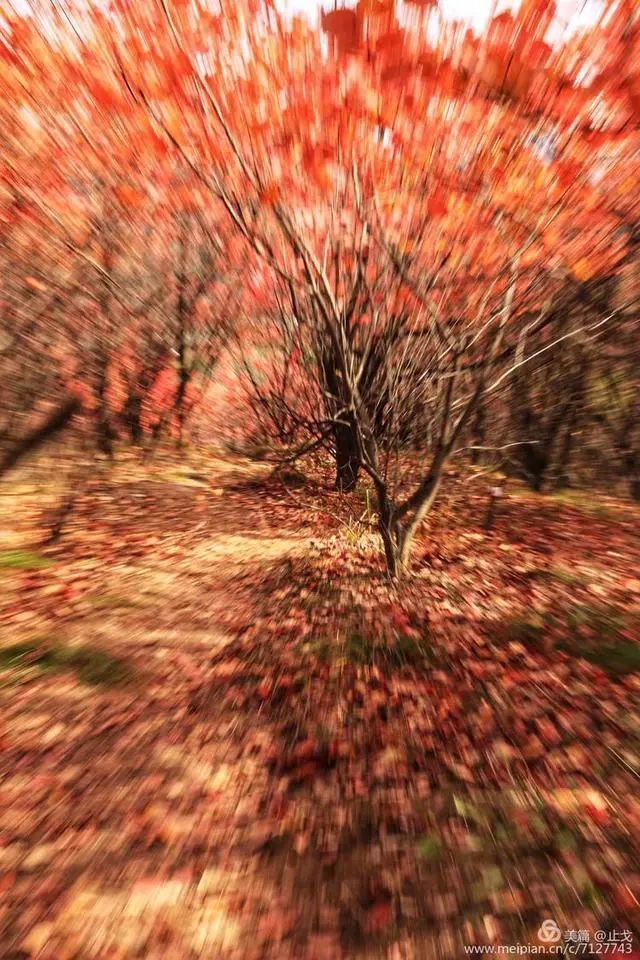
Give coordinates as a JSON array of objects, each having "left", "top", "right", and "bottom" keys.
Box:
[{"left": 538, "top": 919, "right": 562, "bottom": 943}]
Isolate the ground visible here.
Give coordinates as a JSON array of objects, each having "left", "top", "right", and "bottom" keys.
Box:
[{"left": 0, "top": 451, "right": 639, "bottom": 959}]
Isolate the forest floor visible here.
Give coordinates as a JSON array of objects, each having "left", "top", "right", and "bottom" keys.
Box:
[{"left": 0, "top": 450, "right": 639, "bottom": 960}]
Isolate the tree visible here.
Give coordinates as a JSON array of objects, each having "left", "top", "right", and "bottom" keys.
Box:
[{"left": 1, "top": 0, "right": 638, "bottom": 576}]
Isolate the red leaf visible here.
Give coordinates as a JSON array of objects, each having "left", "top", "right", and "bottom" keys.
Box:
[
  {"left": 427, "top": 194, "right": 448, "bottom": 218},
  {"left": 367, "top": 900, "right": 392, "bottom": 932}
]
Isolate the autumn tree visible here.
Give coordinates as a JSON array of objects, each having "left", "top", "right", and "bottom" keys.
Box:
[
  {"left": 1, "top": 0, "right": 638, "bottom": 575},
  {"left": 112, "top": 0, "right": 638, "bottom": 572}
]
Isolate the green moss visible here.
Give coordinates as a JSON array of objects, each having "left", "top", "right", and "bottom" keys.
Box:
[
  {"left": 563, "top": 640, "right": 640, "bottom": 676},
  {"left": 301, "top": 628, "right": 432, "bottom": 667},
  {"left": 417, "top": 834, "right": 443, "bottom": 862},
  {"left": 0, "top": 550, "right": 54, "bottom": 571},
  {"left": 534, "top": 567, "right": 585, "bottom": 588},
  {"left": 508, "top": 613, "right": 549, "bottom": 645},
  {"left": 87, "top": 594, "right": 142, "bottom": 610},
  {"left": 506, "top": 605, "right": 640, "bottom": 676},
  {"left": 548, "top": 490, "right": 621, "bottom": 520},
  {"left": 0, "top": 639, "right": 133, "bottom": 686},
  {"left": 580, "top": 880, "right": 603, "bottom": 909},
  {"left": 343, "top": 629, "right": 432, "bottom": 666},
  {"left": 565, "top": 602, "right": 625, "bottom": 638}
]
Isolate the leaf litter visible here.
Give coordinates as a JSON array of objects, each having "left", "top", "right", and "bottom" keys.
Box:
[{"left": 0, "top": 456, "right": 639, "bottom": 958}]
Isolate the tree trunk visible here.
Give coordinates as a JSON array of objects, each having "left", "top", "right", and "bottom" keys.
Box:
[
  {"left": 470, "top": 403, "right": 486, "bottom": 465},
  {"left": 378, "top": 514, "right": 403, "bottom": 579},
  {"left": 174, "top": 218, "right": 190, "bottom": 449},
  {"left": 96, "top": 210, "right": 115, "bottom": 459},
  {"left": 123, "top": 392, "right": 143, "bottom": 444},
  {"left": 321, "top": 343, "right": 361, "bottom": 491},
  {"left": 123, "top": 355, "right": 165, "bottom": 445},
  {"left": 175, "top": 366, "right": 191, "bottom": 448},
  {"left": 95, "top": 354, "right": 114, "bottom": 458},
  {"left": 512, "top": 405, "right": 548, "bottom": 491},
  {"left": 554, "top": 359, "right": 585, "bottom": 490},
  {"left": 378, "top": 515, "right": 418, "bottom": 580},
  {"left": 622, "top": 448, "right": 640, "bottom": 501},
  {"left": 334, "top": 418, "right": 360, "bottom": 492},
  {"left": 554, "top": 421, "right": 576, "bottom": 490},
  {"left": 376, "top": 468, "right": 443, "bottom": 579},
  {"left": 0, "top": 396, "right": 81, "bottom": 479}
]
